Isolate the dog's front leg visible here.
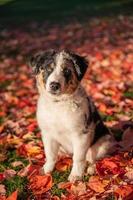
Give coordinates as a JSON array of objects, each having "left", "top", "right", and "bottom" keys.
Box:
[
  {"left": 68, "top": 135, "right": 89, "bottom": 182},
  {"left": 42, "top": 133, "right": 59, "bottom": 174}
]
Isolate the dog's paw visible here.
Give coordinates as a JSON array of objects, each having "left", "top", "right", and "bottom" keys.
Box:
[{"left": 68, "top": 173, "right": 82, "bottom": 182}]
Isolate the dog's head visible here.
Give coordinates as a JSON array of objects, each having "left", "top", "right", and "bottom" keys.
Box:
[{"left": 29, "top": 49, "right": 88, "bottom": 96}]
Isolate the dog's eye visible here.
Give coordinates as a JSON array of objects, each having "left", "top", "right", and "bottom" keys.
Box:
[{"left": 63, "top": 68, "right": 71, "bottom": 77}]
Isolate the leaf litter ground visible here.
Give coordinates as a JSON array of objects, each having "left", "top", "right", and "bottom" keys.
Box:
[{"left": 0, "top": 16, "right": 133, "bottom": 200}]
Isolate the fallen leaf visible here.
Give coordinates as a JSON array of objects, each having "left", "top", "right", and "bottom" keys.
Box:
[
  {"left": 17, "top": 164, "right": 30, "bottom": 177},
  {"left": 88, "top": 176, "right": 109, "bottom": 193},
  {"left": 4, "top": 170, "right": 16, "bottom": 179},
  {"left": 0, "top": 174, "right": 5, "bottom": 182},
  {"left": 115, "top": 185, "right": 133, "bottom": 199},
  {"left": 6, "top": 190, "right": 18, "bottom": 200},
  {"left": 125, "top": 169, "right": 133, "bottom": 181},
  {"left": 0, "top": 196, "right": 6, "bottom": 200},
  {"left": 71, "top": 182, "right": 87, "bottom": 196},
  {"left": 0, "top": 185, "right": 6, "bottom": 195},
  {"left": 11, "top": 161, "right": 24, "bottom": 168},
  {"left": 55, "top": 157, "right": 72, "bottom": 171},
  {"left": 29, "top": 174, "right": 52, "bottom": 195},
  {"left": 96, "top": 156, "right": 126, "bottom": 176}
]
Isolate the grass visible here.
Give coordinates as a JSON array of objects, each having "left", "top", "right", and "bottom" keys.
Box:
[
  {"left": 0, "top": 0, "right": 133, "bottom": 25},
  {"left": 0, "top": 80, "right": 12, "bottom": 90},
  {"left": 0, "top": 149, "right": 29, "bottom": 172},
  {"left": 51, "top": 169, "right": 90, "bottom": 197},
  {"left": 3, "top": 176, "right": 28, "bottom": 197},
  {"left": 0, "top": 0, "right": 13, "bottom": 5},
  {"left": 100, "top": 112, "right": 117, "bottom": 122},
  {"left": 123, "top": 91, "right": 133, "bottom": 99},
  {"left": 0, "top": 148, "right": 30, "bottom": 199},
  {"left": 51, "top": 170, "right": 70, "bottom": 197}
]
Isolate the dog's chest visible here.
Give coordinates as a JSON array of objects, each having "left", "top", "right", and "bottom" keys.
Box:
[{"left": 37, "top": 95, "right": 87, "bottom": 134}]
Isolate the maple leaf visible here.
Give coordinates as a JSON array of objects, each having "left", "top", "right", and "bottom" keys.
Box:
[
  {"left": 55, "top": 157, "right": 72, "bottom": 172},
  {"left": 6, "top": 190, "right": 18, "bottom": 200},
  {"left": 96, "top": 156, "right": 126, "bottom": 176},
  {"left": 70, "top": 182, "right": 87, "bottom": 196},
  {"left": 115, "top": 185, "right": 133, "bottom": 199},
  {"left": 29, "top": 174, "right": 52, "bottom": 195},
  {"left": 58, "top": 182, "right": 72, "bottom": 191},
  {"left": 88, "top": 176, "right": 110, "bottom": 193}
]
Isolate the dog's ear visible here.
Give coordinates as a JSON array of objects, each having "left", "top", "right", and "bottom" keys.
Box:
[
  {"left": 28, "top": 49, "right": 57, "bottom": 74},
  {"left": 72, "top": 54, "right": 88, "bottom": 81}
]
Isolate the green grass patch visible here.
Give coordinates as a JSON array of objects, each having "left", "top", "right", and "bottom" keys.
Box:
[
  {"left": 0, "top": 149, "right": 29, "bottom": 172},
  {"left": 0, "top": 80, "right": 12, "bottom": 90},
  {"left": 100, "top": 112, "right": 116, "bottom": 122},
  {"left": 123, "top": 91, "right": 133, "bottom": 99},
  {"left": 0, "top": 116, "right": 4, "bottom": 125},
  {"left": 82, "top": 174, "right": 90, "bottom": 182},
  {"left": 51, "top": 169, "right": 70, "bottom": 197},
  {"left": 3, "top": 176, "right": 28, "bottom": 197},
  {"left": 0, "top": 0, "right": 14, "bottom": 5}
]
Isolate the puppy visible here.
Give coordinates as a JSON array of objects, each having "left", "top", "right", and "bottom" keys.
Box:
[{"left": 29, "top": 49, "right": 114, "bottom": 182}]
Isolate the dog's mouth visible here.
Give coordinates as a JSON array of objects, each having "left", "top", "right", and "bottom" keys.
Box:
[{"left": 47, "top": 89, "right": 61, "bottom": 96}]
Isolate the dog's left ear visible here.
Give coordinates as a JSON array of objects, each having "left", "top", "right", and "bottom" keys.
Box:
[{"left": 73, "top": 54, "right": 88, "bottom": 81}]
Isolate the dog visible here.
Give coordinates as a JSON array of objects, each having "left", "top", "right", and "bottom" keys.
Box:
[{"left": 29, "top": 49, "right": 114, "bottom": 182}]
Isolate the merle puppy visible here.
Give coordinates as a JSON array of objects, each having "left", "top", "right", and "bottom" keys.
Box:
[{"left": 29, "top": 49, "right": 114, "bottom": 182}]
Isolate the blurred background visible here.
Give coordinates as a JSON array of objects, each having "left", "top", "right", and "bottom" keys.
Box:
[{"left": 0, "top": 0, "right": 133, "bottom": 24}]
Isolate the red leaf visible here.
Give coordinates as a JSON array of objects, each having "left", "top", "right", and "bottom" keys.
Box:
[
  {"left": 6, "top": 190, "right": 18, "bottom": 200},
  {"left": 0, "top": 174, "right": 5, "bottom": 181},
  {"left": 29, "top": 174, "right": 52, "bottom": 195},
  {"left": 96, "top": 156, "right": 125, "bottom": 176},
  {"left": 55, "top": 157, "right": 72, "bottom": 171},
  {"left": 115, "top": 185, "right": 133, "bottom": 199}
]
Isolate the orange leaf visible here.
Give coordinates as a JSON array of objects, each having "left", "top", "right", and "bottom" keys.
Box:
[
  {"left": 29, "top": 174, "right": 52, "bottom": 195},
  {"left": 115, "top": 185, "right": 133, "bottom": 199},
  {"left": 51, "top": 196, "right": 60, "bottom": 200},
  {"left": 96, "top": 156, "right": 125, "bottom": 176},
  {"left": 58, "top": 182, "right": 72, "bottom": 191},
  {"left": 6, "top": 190, "right": 18, "bottom": 200},
  {"left": 88, "top": 176, "right": 109, "bottom": 193},
  {"left": 55, "top": 157, "right": 72, "bottom": 171},
  {"left": 71, "top": 182, "right": 86, "bottom": 196}
]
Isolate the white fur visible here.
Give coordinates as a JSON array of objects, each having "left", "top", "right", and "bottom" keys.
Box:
[{"left": 37, "top": 85, "right": 114, "bottom": 181}]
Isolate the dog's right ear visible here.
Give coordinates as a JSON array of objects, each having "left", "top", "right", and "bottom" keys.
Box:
[
  {"left": 28, "top": 49, "right": 57, "bottom": 74},
  {"left": 28, "top": 53, "right": 39, "bottom": 74}
]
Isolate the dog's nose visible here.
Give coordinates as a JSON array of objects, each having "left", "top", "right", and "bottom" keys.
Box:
[{"left": 50, "top": 82, "right": 61, "bottom": 91}]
